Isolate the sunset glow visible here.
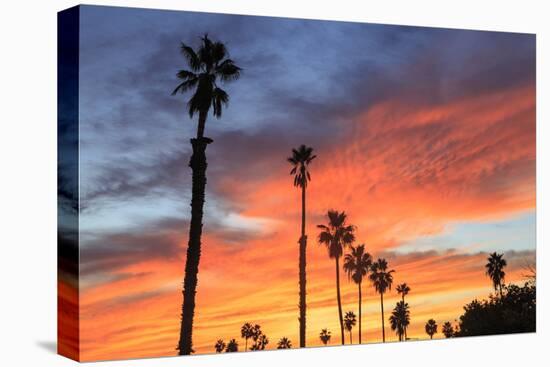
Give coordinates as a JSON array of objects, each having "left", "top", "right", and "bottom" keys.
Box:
[{"left": 62, "top": 5, "right": 536, "bottom": 361}]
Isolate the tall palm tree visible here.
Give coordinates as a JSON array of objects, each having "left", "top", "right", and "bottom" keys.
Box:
[
  {"left": 318, "top": 210, "right": 356, "bottom": 345},
  {"left": 442, "top": 321, "right": 454, "bottom": 338},
  {"left": 396, "top": 283, "right": 411, "bottom": 339},
  {"left": 369, "top": 258, "right": 395, "bottom": 343},
  {"left": 277, "top": 337, "right": 292, "bottom": 349},
  {"left": 173, "top": 34, "right": 241, "bottom": 355},
  {"left": 344, "top": 311, "right": 357, "bottom": 344},
  {"left": 241, "top": 322, "right": 254, "bottom": 351},
  {"left": 343, "top": 244, "right": 372, "bottom": 344},
  {"left": 389, "top": 301, "right": 410, "bottom": 341},
  {"left": 288, "top": 145, "right": 316, "bottom": 348},
  {"left": 425, "top": 319, "right": 438, "bottom": 339},
  {"left": 225, "top": 339, "right": 239, "bottom": 352},
  {"left": 214, "top": 339, "right": 226, "bottom": 353},
  {"left": 319, "top": 328, "right": 331, "bottom": 345},
  {"left": 485, "top": 252, "right": 507, "bottom": 297}
]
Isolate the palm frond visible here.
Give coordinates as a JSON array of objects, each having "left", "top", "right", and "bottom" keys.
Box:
[
  {"left": 211, "top": 87, "right": 229, "bottom": 118},
  {"left": 171, "top": 77, "right": 199, "bottom": 95},
  {"left": 211, "top": 41, "right": 228, "bottom": 64},
  {"left": 179, "top": 42, "right": 201, "bottom": 71}
]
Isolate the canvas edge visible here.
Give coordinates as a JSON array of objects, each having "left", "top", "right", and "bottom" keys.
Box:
[{"left": 57, "top": 5, "right": 81, "bottom": 362}]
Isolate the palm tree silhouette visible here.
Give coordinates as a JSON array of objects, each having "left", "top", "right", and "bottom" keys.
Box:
[
  {"left": 396, "top": 283, "right": 411, "bottom": 339},
  {"left": 319, "top": 328, "right": 332, "bottom": 345},
  {"left": 485, "top": 252, "right": 507, "bottom": 297},
  {"left": 343, "top": 244, "right": 372, "bottom": 344},
  {"left": 425, "top": 319, "right": 438, "bottom": 339},
  {"left": 396, "top": 283, "right": 410, "bottom": 303},
  {"left": 389, "top": 301, "right": 410, "bottom": 341},
  {"left": 369, "top": 258, "right": 395, "bottom": 343},
  {"left": 250, "top": 334, "right": 269, "bottom": 351},
  {"left": 318, "top": 210, "right": 356, "bottom": 345},
  {"left": 173, "top": 34, "right": 241, "bottom": 355},
  {"left": 344, "top": 311, "right": 357, "bottom": 344},
  {"left": 288, "top": 145, "right": 316, "bottom": 348},
  {"left": 277, "top": 337, "right": 292, "bottom": 349},
  {"left": 225, "top": 339, "right": 239, "bottom": 352},
  {"left": 241, "top": 322, "right": 254, "bottom": 351},
  {"left": 214, "top": 339, "right": 226, "bottom": 353},
  {"left": 442, "top": 321, "right": 454, "bottom": 338}
]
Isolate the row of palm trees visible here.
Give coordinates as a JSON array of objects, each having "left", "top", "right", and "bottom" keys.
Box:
[
  {"left": 172, "top": 34, "right": 511, "bottom": 354},
  {"left": 211, "top": 249, "right": 509, "bottom": 352},
  {"left": 318, "top": 210, "right": 397, "bottom": 344},
  {"left": 214, "top": 315, "right": 454, "bottom": 353},
  {"left": 215, "top": 326, "right": 336, "bottom": 353}
]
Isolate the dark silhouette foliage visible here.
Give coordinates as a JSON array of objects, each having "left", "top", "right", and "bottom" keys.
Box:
[
  {"left": 214, "top": 339, "right": 226, "bottom": 353},
  {"left": 485, "top": 252, "right": 507, "bottom": 297},
  {"left": 456, "top": 282, "right": 535, "bottom": 337},
  {"left": 240, "top": 323, "right": 254, "bottom": 351},
  {"left": 442, "top": 322, "right": 454, "bottom": 338},
  {"left": 319, "top": 328, "right": 331, "bottom": 345},
  {"left": 225, "top": 339, "right": 239, "bottom": 352},
  {"left": 344, "top": 311, "right": 357, "bottom": 344},
  {"left": 389, "top": 301, "right": 410, "bottom": 341},
  {"left": 277, "top": 337, "right": 292, "bottom": 349},
  {"left": 396, "top": 283, "right": 411, "bottom": 338}
]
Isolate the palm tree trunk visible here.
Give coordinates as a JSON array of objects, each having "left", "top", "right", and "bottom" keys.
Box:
[
  {"left": 197, "top": 110, "right": 206, "bottom": 139},
  {"left": 380, "top": 292, "right": 385, "bottom": 343},
  {"left": 402, "top": 295, "right": 407, "bottom": 340},
  {"left": 299, "top": 185, "right": 307, "bottom": 348},
  {"left": 335, "top": 257, "right": 345, "bottom": 345},
  {"left": 245, "top": 338, "right": 248, "bottom": 352},
  {"left": 178, "top": 110, "right": 212, "bottom": 355},
  {"left": 358, "top": 282, "right": 362, "bottom": 344},
  {"left": 350, "top": 330, "right": 352, "bottom": 344}
]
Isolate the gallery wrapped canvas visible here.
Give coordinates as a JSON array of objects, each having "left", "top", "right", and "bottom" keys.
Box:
[{"left": 58, "top": 5, "right": 536, "bottom": 362}]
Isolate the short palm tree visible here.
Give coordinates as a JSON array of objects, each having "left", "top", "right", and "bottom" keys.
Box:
[
  {"left": 174, "top": 34, "right": 241, "bottom": 355},
  {"left": 485, "top": 252, "right": 507, "bottom": 297},
  {"left": 343, "top": 244, "right": 372, "bottom": 344},
  {"left": 225, "top": 339, "right": 239, "bottom": 352},
  {"left": 277, "top": 337, "right": 292, "bottom": 349},
  {"left": 425, "top": 319, "right": 438, "bottom": 339},
  {"left": 369, "top": 258, "right": 395, "bottom": 343},
  {"left": 288, "top": 145, "right": 316, "bottom": 348},
  {"left": 389, "top": 301, "right": 410, "bottom": 341},
  {"left": 442, "top": 321, "right": 454, "bottom": 338},
  {"left": 396, "top": 283, "right": 411, "bottom": 339},
  {"left": 214, "top": 339, "right": 226, "bottom": 353},
  {"left": 241, "top": 322, "right": 254, "bottom": 351},
  {"left": 344, "top": 311, "right": 357, "bottom": 344},
  {"left": 319, "top": 328, "right": 331, "bottom": 345},
  {"left": 318, "top": 210, "right": 356, "bottom": 345},
  {"left": 250, "top": 334, "right": 269, "bottom": 351}
]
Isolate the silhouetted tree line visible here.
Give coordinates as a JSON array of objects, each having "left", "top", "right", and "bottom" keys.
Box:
[
  {"left": 455, "top": 282, "right": 536, "bottom": 337},
  {"left": 425, "top": 255, "right": 535, "bottom": 340}
]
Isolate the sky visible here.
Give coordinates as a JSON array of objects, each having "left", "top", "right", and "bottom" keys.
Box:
[{"left": 67, "top": 5, "right": 536, "bottom": 361}]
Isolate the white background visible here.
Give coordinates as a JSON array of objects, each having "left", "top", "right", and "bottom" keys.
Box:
[{"left": 0, "top": 0, "right": 547, "bottom": 366}]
